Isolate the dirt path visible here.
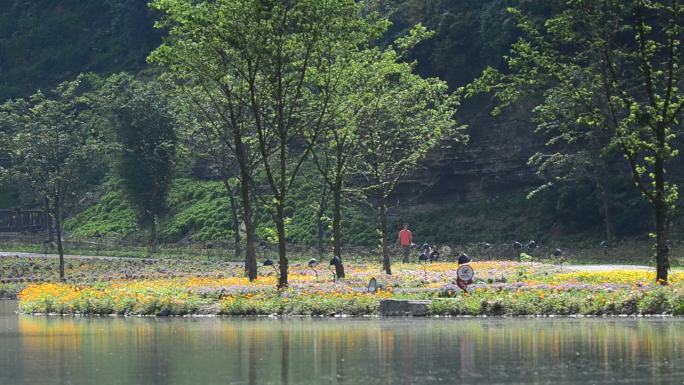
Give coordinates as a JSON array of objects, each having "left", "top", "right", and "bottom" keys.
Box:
[
  {"left": 562, "top": 264, "right": 653, "bottom": 272},
  {"left": 0, "top": 251, "right": 131, "bottom": 261},
  {"left": 1, "top": 251, "right": 661, "bottom": 271},
  {"left": 0, "top": 251, "right": 244, "bottom": 266}
]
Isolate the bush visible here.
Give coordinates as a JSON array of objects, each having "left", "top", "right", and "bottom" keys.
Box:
[{"left": 638, "top": 288, "right": 672, "bottom": 314}]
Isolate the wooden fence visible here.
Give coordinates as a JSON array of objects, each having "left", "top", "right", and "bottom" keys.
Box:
[{"left": 0, "top": 209, "right": 48, "bottom": 233}]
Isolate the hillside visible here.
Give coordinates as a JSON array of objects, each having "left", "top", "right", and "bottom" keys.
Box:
[
  {"left": 0, "top": 0, "right": 161, "bottom": 101},
  {"left": 0, "top": 0, "right": 678, "bottom": 247}
]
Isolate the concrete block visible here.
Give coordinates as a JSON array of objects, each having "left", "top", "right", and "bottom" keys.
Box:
[{"left": 379, "top": 299, "right": 432, "bottom": 316}]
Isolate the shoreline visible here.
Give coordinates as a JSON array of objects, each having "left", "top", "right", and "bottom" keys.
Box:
[{"left": 11, "top": 310, "right": 684, "bottom": 319}]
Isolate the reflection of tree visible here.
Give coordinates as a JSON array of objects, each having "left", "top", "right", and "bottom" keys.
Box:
[
  {"left": 137, "top": 320, "right": 174, "bottom": 385},
  {"left": 335, "top": 338, "right": 345, "bottom": 385},
  {"left": 400, "top": 331, "right": 414, "bottom": 385},
  {"left": 459, "top": 335, "right": 475, "bottom": 379},
  {"left": 281, "top": 329, "right": 290, "bottom": 385},
  {"left": 247, "top": 328, "right": 257, "bottom": 385}
]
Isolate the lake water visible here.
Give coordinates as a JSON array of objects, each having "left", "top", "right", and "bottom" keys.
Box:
[{"left": 1, "top": 300, "right": 684, "bottom": 385}]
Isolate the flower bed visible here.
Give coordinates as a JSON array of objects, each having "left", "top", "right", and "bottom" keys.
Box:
[
  {"left": 14, "top": 260, "right": 684, "bottom": 316},
  {"left": 17, "top": 277, "right": 392, "bottom": 316},
  {"left": 433, "top": 285, "right": 684, "bottom": 316}
]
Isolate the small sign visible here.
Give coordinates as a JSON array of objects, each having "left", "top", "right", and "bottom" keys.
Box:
[
  {"left": 456, "top": 265, "right": 475, "bottom": 293},
  {"left": 457, "top": 265, "right": 474, "bottom": 281}
]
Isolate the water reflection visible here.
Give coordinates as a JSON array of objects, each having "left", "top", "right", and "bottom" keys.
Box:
[{"left": 1, "top": 301, "right": 683, "bottom": 385}]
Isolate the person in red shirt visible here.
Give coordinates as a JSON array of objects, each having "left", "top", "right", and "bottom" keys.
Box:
[{"left": 397, "top": 224, "right": 413, "bottom": 263}]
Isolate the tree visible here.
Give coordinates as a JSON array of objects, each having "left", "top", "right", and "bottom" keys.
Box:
[
  {"left": 149, "top": 0, "right": 263, "bottom": 281},
  {"left": 180, "top": 98, "right": 249, "bottom": 260},
  {"left": 308, "top": 23, "right": 396, "bottom": 277},
  {"left": 0, "top": 74, "right": 103, "bottom": 280},
  {"left": 151, "top": 0, "right": 382, "bottom": 288},
  {"left": 471, "top": 0, "right": 683, "bottom": 283},
  {"left": 99, "top": 73, "right": 178, "bottom": 251},
  {"left": 525, "top": 85, "right": 618, "bottom": 245},
  {"left": 355, "top": 46, "right": 463, "bottom": 275},
  {"left": 240, "top": 0, "right": 377, "bottom": 288},
  {"left": 311, "top": 115, "right": 351, "bottom": 277}
]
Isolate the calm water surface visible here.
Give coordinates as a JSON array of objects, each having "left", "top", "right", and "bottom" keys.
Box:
[{"left": 1, "top": 300, "right": 684, "bottom": 385}]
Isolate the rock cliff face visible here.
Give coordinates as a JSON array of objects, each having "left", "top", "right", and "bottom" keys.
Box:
[{"left": 394, "top": 99, "right": 544, "bottom": 212}]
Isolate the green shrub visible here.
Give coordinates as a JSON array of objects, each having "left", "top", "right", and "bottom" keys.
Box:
[{"left": 638, "top": 288, "right": 672, "bottom": 314}]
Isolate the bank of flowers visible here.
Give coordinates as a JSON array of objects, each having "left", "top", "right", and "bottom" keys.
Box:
[
  {"left": 434, "top": 283, "right": 684, "bottom": 316},
  {"left": 17, "top": 275, "right": 393, "bottom": 316},
  {"left": 15, "top": 263, "right": 684, "bottom": 316}
]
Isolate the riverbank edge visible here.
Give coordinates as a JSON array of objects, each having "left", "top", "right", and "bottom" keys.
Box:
[
  {"left": 11, "top": 311, "right": 684, "bottom": 319},
  {"left": 13, "top": 295, "right": 684, "bottom": 317}
]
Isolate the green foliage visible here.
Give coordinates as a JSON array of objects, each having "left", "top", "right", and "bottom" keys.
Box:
[
  {"left": 346, "top": 31, "right": 464, "bottom": 270},
  {"left": 0, "top": 283, "right": 26, "bottom": 299},
  {"left": 2, "top": 0, "right": 680, "bottom": 253},
  {"left": 0, "top": 73, "right": 106, "bottom": 278},
  {"left": 281, "top": 166, "right": 377, "bottom": 247},
  {"left": 149, "top": 0, "right": 400, "bottom": 285},
  {"left": 671, "top": 292, "right": 684, "bottom": 315},
  {"left": 219, "top": 293, "right": 380, "bottom": 316},
  {"left": 0, "top": 75, "right": 106, "bottom": 203},
  {"left": 62, "top": 176, "right": 377, "bottom": 245},
  {"left": 378, "top": 0, "right": 553, "bottom": 88},
  {"left": 64, "top": 189, "right": 139, "bottom": 238},
  {"left": 431, "top": 288, "right": 682, "bottom": 316},
  {"left": 637, "top": 287, "right": 672, "bottom": 315},
  {"left": 64, "top": 179, "right": 231, "bottom": 242},
  {"left": 531, "top": 174, "right": 652, "bottom": 239},
  {"left": 59, "top": 174, "right": 662, "bottom": 248},
  {"left": 161, "top": 179, "right": 233, "bottom": 242},
  {"left": 470, "top": 0, "right": 683, "bottom": 280},
  {"left": 355, "top": 44, "right": 464, "bottom": 199},
  {"left": 0, "top": 0, "right": 160, "bottom": 101},
  {"left": 99, "top": 73, "right": 178, "bottom": 238}
]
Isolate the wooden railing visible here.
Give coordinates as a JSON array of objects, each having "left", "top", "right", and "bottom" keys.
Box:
[{"left": 0, "top": 209, "right": 48, "bottom": 233}]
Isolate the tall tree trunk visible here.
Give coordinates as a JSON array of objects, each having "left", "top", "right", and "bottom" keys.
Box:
[
  {"left": 234, "top": 132, "right": 257, "bottom": 281},
  {"left": 240, "top": 171, "right": 257, "bottom": 281},
  {"left": 150, "top": 215, "right": 158, "bottom": 254},
  {"left": 228, "top": 188, "right": 241, "bottom": 259},
  {"left": 655, "top": 195, "right": 669, "bottom": 284},
  {"left": 380, "top": 195, "right": 391, "bottom": 275},
  {"left": 44, "top": 196, "right": 54, "bottom": 242},
  {"left": 316, "top": 218, "right": 325, "bottom": 259},
  {"left": 54, "top": 197, "right": 65, "bottom": 282},
  {"left": 597, "top": 182, "right": 614, "bottom": 246},
  {"left": 276, "top": 203, "right": 288, "bottom": 288},
  {"left": 654, "top": 125, "right": 669, "bottom": 284},
  {"left": 275, "top": 131, "right": 289, "bottom": 289},
  {"left": 332, "top": 185, "right": 343, "bottom": 258},
  {"left": 331, "top": 184, "right": 345, "bottom": 278},
  {"left": 316, "top": 183, "right": 328, "bottom": 259}
]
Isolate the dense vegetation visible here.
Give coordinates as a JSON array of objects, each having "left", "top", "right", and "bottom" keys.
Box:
[
  {"left": 0, "top": 0, "right": 161, "bottom": 101},
  {"left": 1, "top": 0, "right": 682, "bottom": 284}
]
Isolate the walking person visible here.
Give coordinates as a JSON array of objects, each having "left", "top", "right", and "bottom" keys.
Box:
[{"left": 397, "top": 224, "right": 413, "bottom": 263}]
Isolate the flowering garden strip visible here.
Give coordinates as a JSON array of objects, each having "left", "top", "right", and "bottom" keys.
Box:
[
  {"left": 14, "top": 261, "right": 684, "bottom": 316},
  {"left": 16, "top": 278, "right": 393, "bottom": 316},
  {"left": 432, "top": 286, "right": 684, "bottom": 316}
]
